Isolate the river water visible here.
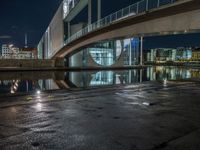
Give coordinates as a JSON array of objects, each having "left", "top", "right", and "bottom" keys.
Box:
[{"left": 0, "top": 66, "right": 199, "bottom": 95}]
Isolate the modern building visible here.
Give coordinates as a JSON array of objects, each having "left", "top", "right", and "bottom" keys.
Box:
[
  {"left": 68, "top": 38, "right": 140, "bottom": 68},
  {"left": 146, "top": 48, "right": 192, "bottom": 62},
  {"left": 2, "top": 44, "right": 20, "bottom": 59},
  {"left": 21, "top": 47, "right": 38, "bottom": 59},
  {"left": 191, "top": 48, "right": 200, "bottom": 61},
  {"left": 37, "top": 0, "right": 143, "bottom": 67}
]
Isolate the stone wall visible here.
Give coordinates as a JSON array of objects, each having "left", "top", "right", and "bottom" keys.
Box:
[
  {"left": 0, "top": 59, "right": 64, "bottom": 68},
  {"left": 0, "top": 71, "right": 65, "bottom": 80}
]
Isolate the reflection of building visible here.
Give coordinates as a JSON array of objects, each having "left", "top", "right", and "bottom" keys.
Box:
[
  {"left": 90, "top": 71, "right": 115, "bottom": 86},
  {"left": 146, "top": 66, "right": 191, "bottom": 81},
  {"left": 191, "top": 69, "right": 200, "bottom": 78}
]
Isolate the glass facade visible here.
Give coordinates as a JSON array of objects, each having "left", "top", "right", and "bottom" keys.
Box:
[
  {"left": 123, "top": 38, "right": 140, "bottom": 65},
  {"left": 146, "top": 48, "right": 192, "bottom": 62},
  {"left": 68, "top": 37, "right": 140, "bottom": 67},
  {"left": 89, "top": 41, "right": 120, "bottom": 66}
]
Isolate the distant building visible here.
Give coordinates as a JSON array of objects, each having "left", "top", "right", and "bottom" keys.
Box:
[
  {"left": 192, "top": 49, "right": 200, "bottom": 60},
  {"left": 176, "top": 47, "right": 192, "bottom": 60},
  {"left": 146, "top": 48, "right": 192, "bottom": 62},
  {"left": 2, "top": 44, "right": 20, "bottom": 59},
  {"left": 21, "top": 47, "right": 38, "bottom": 59},
  {"left": 146, "top": 48, "right": 177, "bottom": 62},
  {"left": 1, "top": 44, "right": 34, "bottom": 59}
]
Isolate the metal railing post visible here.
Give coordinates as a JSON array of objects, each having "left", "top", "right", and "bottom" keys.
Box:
[
  {"left": 146, "top": 0, "right": 149, "bottom": 11},
  {"left": 157, "top": 0, "right": 160, "bottom": 7}
]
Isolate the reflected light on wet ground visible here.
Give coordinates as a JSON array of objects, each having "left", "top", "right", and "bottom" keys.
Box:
[
  {"left": 34, "top": 103, "right": 43, "bottom": 111},
  {"left": 163, "top": 79, "right": 167, "bottom": 87}
]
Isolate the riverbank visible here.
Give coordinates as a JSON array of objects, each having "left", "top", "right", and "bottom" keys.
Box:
[
  {"left": 1, "top": 64, "right": 200, "bottom": 72},
  {"left": 0, "top": 81, "right": 200, "bottom": 150},
  {"left": 0, "top": 66, "right": 148, "bottom": 72}
]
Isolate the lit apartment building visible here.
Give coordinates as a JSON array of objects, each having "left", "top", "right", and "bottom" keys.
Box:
[{"left": 1, "top": 44, "right": 33, "bottom": 59}]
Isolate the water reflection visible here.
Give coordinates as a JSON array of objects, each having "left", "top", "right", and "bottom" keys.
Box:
[
  {"left": 0, "top": 67, "right": 199, "bottom": 95},
  {"left": 90, "top": 71, "right": 115, "bottom": 86},
  {"left": 66, "top": 67, "right": 200, "bottom": 88},
  {"left": 146, "top": 66, "right": 192, "bottom": 81}
]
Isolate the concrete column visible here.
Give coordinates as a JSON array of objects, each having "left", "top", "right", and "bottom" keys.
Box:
[
  {"left": 68, "top": 21, "right": 70, "bottom": 38},
  {"left": 140, "top": 36, "right": 143, "bottom": 66},
  {"left": 129, "top": 38, "right": 132, "bottom": 66},
  {"left": 97, "top": 0, "right": 101, "bottom": 20},
  {"left": 88, "top": 0, "right": 92, "bottom": 24}
]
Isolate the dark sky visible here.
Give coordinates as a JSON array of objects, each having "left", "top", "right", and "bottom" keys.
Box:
[
  {"left": 0, "top": 0, "right": 200, "bottom": 49},
  {"left": 0, "top": 0, "right": 62, "bottom": 47}
]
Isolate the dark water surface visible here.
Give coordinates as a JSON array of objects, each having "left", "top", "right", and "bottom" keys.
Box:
[{"left": 0, "top": 66, "right": 199, "bottom": 95}]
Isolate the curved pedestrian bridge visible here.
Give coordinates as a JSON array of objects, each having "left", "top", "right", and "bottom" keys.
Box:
[{"left": 51, "top": 0, "right": 200, "bottom": 58}]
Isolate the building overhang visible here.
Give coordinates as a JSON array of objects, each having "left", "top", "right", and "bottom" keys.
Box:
[{"left": 64, "top": 0, "right": 88, "bottom": 22}]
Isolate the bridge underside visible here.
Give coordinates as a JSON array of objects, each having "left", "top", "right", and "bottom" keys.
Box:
[{"left": 52, "top": 0, "right": 200, "bottom": 59}]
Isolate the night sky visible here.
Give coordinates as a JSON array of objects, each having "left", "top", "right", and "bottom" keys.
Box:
[
  {"left": 0, "top": 0, "right": 200, "bottom": 49},
  {"left": 0, "top": 0, "right": 62, "bottom": 47}
]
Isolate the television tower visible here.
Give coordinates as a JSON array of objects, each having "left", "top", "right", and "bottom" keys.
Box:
[{"left": 25, "top": 33, "right": 28, "bottom": 48}]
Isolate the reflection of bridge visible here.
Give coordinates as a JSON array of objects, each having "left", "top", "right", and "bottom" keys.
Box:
[
  {"left": 38, "top": 0, "right": 200, "bottom": 67},
  {"left": 1, "top": 68, "right": 199, "bottom": 93},
  {"left": 55, "top": 67, "right": 200, "bottom": 89}
]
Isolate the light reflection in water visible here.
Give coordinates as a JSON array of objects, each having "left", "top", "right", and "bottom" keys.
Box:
[
  {"left": 0, "top": 67, "right": 199, "bottom": 95},
  {"left": 68, "top": 67, "right": 199, "bottom": 88},
  {"left": 90, "top": 71, "right": 115, "bottom": 86}
]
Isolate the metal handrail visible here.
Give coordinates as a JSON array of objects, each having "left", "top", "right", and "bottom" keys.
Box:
[
  {"left": 65, "top": 0, "right": 177, "bottom": 45},
  {"left": 51, "top": 0, "right": 178, "bottom": 58}
]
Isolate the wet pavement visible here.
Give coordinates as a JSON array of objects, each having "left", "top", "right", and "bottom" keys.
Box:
[{"left": 0, "top": 80, "right": 200, "bottom": 150}]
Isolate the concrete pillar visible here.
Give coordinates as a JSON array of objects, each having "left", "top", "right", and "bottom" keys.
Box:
[
  {"left": 88, "top": 0, "right": 92, "bottom": 24},
  {"left": 68, "top": 21, "right": 70, "bottom": 38},
  {"left": 54, "top": 57, "right": 65, "bottom": 67},
  {"left": 97, "top": 0, "right": 101, "bottom": 20},
  {"left": 129, "top": 38, "right": 132, "bottom": 66},
  {"left": 140, "top": 36, "right": 143, "bottom": 66}
]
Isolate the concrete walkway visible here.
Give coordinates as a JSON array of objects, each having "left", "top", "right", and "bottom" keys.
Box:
[{"left": 0, "top": 81, "right": 200, "bottom": 150}]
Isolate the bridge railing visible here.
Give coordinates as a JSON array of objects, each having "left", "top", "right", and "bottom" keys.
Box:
[
  {"left": 65, "top": 0, "right": 178, "bottom": 46},
  {"left": 47, "top": 0, "right": 178, "bottom": 58}
]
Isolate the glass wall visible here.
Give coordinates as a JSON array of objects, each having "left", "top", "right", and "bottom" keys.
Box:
[
  {"left": 68, "top": 37, "right": 140, "bottom": 67},
  {"left": 123, "top": 38, "right": 140, "bottom": 65},
  {"left": 89, "top": 40, "right": 120, "bottom": 66}
]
